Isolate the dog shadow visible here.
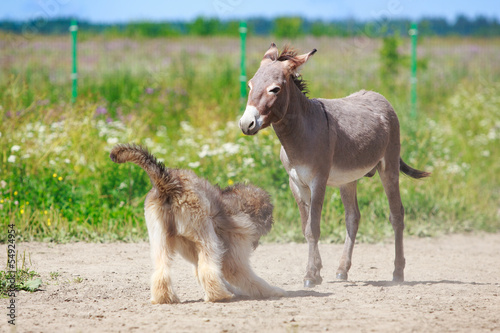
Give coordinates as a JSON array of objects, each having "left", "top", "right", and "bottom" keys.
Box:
[{"left": 179, "top": 289, "right": 333, "bottom": 304}]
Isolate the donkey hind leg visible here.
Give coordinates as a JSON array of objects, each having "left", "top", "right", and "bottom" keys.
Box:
[
  {"left": 290, "top": 178, "right": 323, "bottom": 288},
  {"left": 336, "top": 181, "right": 361, "bottom": 280},
  {"left": 378, "top": 163, "right": 406, "bottom": 282}
]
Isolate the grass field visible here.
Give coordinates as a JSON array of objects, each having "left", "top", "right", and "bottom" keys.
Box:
[{"left": 1, "top": 34, "right": 499, "bottom": 243}]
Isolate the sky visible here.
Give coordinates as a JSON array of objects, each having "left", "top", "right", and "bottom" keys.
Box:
[{"left": 1, "top": 0, "right": 499, "bottom": 23}]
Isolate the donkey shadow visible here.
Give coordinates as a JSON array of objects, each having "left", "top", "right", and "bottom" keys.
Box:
[{"left": 327, "top": 280, "right": 494, "bottom": 287}]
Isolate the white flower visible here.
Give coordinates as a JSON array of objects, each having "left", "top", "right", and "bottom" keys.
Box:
[
  {"left": 107, "top": 137, "right": 119, "bottom": 145},
  {"left": 7, "top": 155, "right": 16, "bottom": 163},
  {"left": 0, "top": 180, "right": 6, "bottom": 188},
  {"left": 221, "top": 142, "right": 240, "bottom": 155},
  {"left": 198, "top": 144, "right": 211, "bottom": 158},
  {"left": 11, "top": 145, "right": 21, "bottom": 152},
  {"left": 243, "top": 157, "right": 255, "bottom": 167},
  {"left": 188, "top": 161, "right": 200, "bottom": 168}
]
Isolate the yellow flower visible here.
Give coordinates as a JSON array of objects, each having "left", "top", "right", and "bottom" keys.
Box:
[
  {"left": 47, "top": 219, "right": 51, "bottom": 226},
  {"left": 228, "top": 179, "right": 234, "bottom": 186},
  {"left": 44, "top": 210, "right": 48, "bottom": 215},
  {"left": 26, "top": 201, "right": 29, "bottom": 205},
  {"left": 0, "top": 199, "right": 3, "bottom": 203},
  {"left": 20, "top": 209, "right": 24, "bottom": 215},
  {"left": 58, "top": 176, "right": 63, "bottom": 181},
  {"left": 53, "top": 173, "right": 57, "bottom": 178},
  {"left": 14, "top": 191, "right": 18, "bottom": 196}
]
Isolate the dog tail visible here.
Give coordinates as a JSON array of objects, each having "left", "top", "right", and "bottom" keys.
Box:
[
  {"left": 400, "top": 158, "right": 431, "bottom": 179},
  {"left": 110, "top": 143, "right": 181, "bottom": 196}
]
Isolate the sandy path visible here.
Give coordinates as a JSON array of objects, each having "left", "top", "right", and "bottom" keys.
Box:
[{"left": 2, "top": 233, "right": 499, "bottom": 332}]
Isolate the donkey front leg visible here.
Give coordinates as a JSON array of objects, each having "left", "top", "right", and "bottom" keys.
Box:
[
  {"left": 336, "top": 181, "right": 361, "bottom": 280},
  {"left": 303, "top": 181, "right": 327, "bottom": 288}
]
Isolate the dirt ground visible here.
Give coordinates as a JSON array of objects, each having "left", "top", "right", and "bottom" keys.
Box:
[{"left": 3, "top": 233, "right": 500, "bottom": 332}]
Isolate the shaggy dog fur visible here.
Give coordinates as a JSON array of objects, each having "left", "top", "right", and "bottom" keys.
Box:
[{"left": 110, "top": 144, "right": 285, "bottom": 303}]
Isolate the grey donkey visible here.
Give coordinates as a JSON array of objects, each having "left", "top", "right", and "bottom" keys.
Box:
[{"left": 239, "top": 43, "right": 430, "bottom": 287}]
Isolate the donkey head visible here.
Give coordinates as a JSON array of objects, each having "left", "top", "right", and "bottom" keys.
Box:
[{"left": 239, "top": 43, "right": 317, "bottom": 135}]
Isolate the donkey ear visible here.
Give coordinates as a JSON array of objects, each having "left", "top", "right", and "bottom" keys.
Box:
[
  {"left": 261, "top": 42, "right": 279, "bottom": 65},
  {"left": 286, "top": 48, "right": 317, "bottom": 73}
]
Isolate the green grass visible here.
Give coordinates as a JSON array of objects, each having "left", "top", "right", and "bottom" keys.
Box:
[
  {"left": 0, "top": 35, "right": 499, "bottom": 243},
  {"left": 0, "top": 250, "right": 42, "bottom": 297}
]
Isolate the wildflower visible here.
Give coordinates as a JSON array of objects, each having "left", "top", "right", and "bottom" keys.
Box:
[
  {"left": 20, "top": 209, "right": 24, "bottom": 215},
  {"left": 14, "top": 201, "right": 18, "bottom": 205},
  {"left": 107, "top": 137, "right": 119, "bottom": 145},
  {"left": 58, "top": 176, "right": 63, "bottom": 181},
  {"left": 7, "top": 155, "right": 16, "bottom": 163},
  {"left": 47, "top": 219, "right": 51, "bottom": 226},
  {"left": 14, "top": 191, "right": 18, "bottom": 196},
  {"left": 0, "top": 199, "right": 3, "bottom": 203},
  {"left": 188, "top": 161, "right": 201, "bottom": 168},
  {"left": 44, "top": 210, "right": 48, "bottom": 215},
  {"left": 0, "top": 180, "right": 6, "bottom": 188},
  {"left": 221, "top": 142, "right": 240, "bottom": 155},
  {"left": 145, "top": 87, "right": 154, "bottom": 94},
  {"left": 95, "top": 106, "right": 107, "bottom": 116},
  {"left": 228, "top": 179, "right": 234, "bottom": 186},
  {"left": 53, "top": 173, "right": 57, "bottom": 178},
  {"left": 243, "top": 157, "right": 255, "bottom": 167},
  {"left": 11, "top": 145, "right": 21, "bottom": 152}
]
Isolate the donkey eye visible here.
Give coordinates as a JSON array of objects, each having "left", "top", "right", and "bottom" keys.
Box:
[{"left": 269, "top": 86, "right": 281, "bottom": 94}]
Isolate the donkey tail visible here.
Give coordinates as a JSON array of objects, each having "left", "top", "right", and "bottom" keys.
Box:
[
  {"left": 110, "top": 143, "right": 181, "bottom": 195},
  {"left": 400, "top": 158, "right": 431, "bottom": 179}
]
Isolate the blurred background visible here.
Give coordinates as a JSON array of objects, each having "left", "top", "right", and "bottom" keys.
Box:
[{"left": 1, "top": 0, "right": 499, "bottom": 242}]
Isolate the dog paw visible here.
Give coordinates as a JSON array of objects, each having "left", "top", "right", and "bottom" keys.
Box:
[
  {"left": 151, "top": 293, "right": 180, "bottom": 304},
  {"left": 205, "top": 291, "right": 234, "bottom": 303},
  {"left": 268, "top": 286, "right": 286, "bottom": 297}
]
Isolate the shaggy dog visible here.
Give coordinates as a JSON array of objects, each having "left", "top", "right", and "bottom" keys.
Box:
[{"left": 110, "top": 144, "right": 285, "bottom": 303}]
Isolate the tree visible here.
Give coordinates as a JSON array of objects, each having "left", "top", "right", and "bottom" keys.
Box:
[{"left": 273, "top": 17, "right": 303, "bottom": 39}]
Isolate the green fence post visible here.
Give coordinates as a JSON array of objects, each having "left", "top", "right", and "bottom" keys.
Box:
[
  {"left": 409, "top": 22, "right": 418, "bottom": 119},
  {"left": 239, "top": 21, "right": 247, "bottom": 108},
  {"left": 70, "top": 19, "right": 78, "bottom": 103}
]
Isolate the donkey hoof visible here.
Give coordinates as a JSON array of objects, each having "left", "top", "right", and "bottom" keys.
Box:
[
  {"left": 336, "top": 272, "right": 348, "bottom": 280},
  {"left": 392, "top": 273, "right": 404, "bottom": 283},
  {"left": 304, "top": 279, "right": 316, "bottom": 288}
]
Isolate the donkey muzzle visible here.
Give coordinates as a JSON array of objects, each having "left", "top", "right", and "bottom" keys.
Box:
[{"left": 239, "top": 105, "right": 262, "bottom": 135}]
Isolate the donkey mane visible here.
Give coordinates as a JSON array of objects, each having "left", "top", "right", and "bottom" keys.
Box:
[{"left": 277, "top": 46, "right": 309, "bottom": 95}]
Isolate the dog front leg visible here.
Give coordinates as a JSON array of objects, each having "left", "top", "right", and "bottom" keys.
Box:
[{"left": 224, "top": 252, "right": 286, "bottom": 299}]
